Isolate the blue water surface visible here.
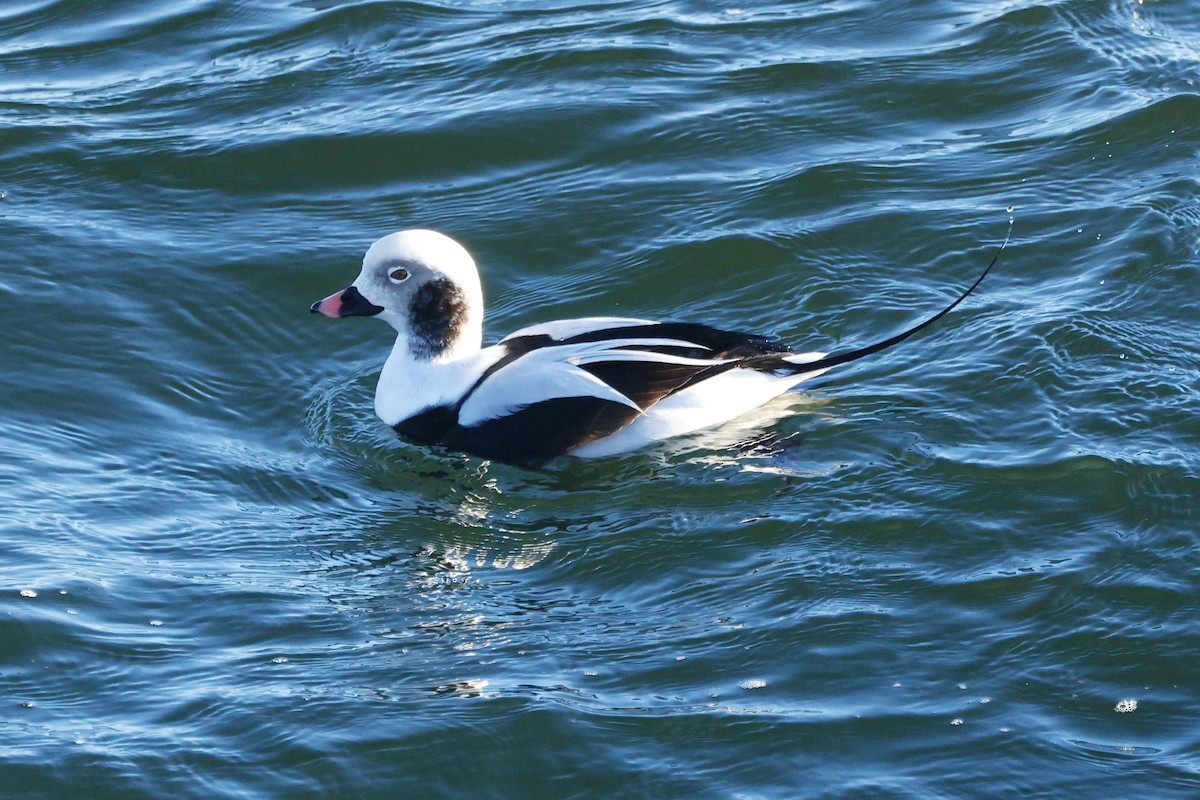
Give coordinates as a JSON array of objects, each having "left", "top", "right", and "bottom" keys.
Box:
[{"left": 2, "top": 1, "right": 1198, "bottom": 797}]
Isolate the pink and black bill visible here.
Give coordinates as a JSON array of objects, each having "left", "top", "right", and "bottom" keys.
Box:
[{"left": 310, "top": 286, "right": 384, "bottom": 318}]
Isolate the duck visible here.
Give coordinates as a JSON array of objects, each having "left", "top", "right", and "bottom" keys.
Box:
[{"left": 311, "top": 229, "right": 1002, "bottom": 467}]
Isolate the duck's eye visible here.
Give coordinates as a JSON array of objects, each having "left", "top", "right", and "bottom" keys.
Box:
[{"left": 389, "top": 267, "right": 410, "bottom": 283}]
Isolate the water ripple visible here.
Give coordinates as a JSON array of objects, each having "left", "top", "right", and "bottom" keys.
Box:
[{"left": 3, "top": 0, "right": 1200, "bottom": 797}]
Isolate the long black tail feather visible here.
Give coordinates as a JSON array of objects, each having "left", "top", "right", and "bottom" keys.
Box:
[{"left": 787, "top": 224, "right": 1011, "bottom": 375}]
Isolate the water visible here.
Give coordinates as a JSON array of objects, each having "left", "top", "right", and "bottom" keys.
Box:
[{"left": 3, "top": 0, "right": 1198, "bottom": 797}]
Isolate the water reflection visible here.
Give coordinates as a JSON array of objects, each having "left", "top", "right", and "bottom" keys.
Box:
[{"left": 305, "top": 372, "right": 564, "bottom": 573}]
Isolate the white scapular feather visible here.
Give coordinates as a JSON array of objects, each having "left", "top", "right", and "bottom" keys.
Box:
[{"left": 501, "top": 317, "right": 655, "bottom": 343}]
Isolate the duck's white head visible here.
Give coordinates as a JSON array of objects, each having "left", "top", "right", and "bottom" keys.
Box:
[{"left": 311, "top": 229, "right": 484, "bottom": 360}]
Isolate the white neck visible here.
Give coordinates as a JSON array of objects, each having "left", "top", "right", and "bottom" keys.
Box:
[{"left": 373, "top": 330, "right": 498, "bottom": 426}]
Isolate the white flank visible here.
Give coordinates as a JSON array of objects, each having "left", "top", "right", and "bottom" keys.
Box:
[{"left": 570, "top": 356, "right": 828, "bottom": 457}]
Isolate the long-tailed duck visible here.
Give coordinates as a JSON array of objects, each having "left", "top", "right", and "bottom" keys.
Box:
[{"left": 311, "top": 229, "right": 1002, "bottom": 467}]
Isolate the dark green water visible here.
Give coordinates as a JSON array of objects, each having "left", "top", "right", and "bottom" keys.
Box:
[{"left": 3, "top": 1, "right": 1198, "bottom": 797}]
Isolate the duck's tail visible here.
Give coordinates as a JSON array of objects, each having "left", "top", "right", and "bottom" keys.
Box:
[{"left": 780, "top": 223, "right": 1010, "bottom": 375}]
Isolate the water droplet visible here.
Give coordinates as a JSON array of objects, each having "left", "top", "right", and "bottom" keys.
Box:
[
  {"left": 740, "top": 679, "right": 766, "bottom": 690},
  {"left": 980, "top": 697, "right": 992, "bottom": 704},
  {"left": 951, "top": 718, "right": 964, "bottom": 726},
  {"left": 19, "top": 589, "right": 37, "bottom": 598},
  {"left": 272, "top": 657, "right": 288, "bottom": 664},
  {"left": 1115, "top": 699, "right": 1138, "bottom": 713},
  {"left": 149, "top": 619, "right": 163, "bottom": 626},
  {"left": 957, "top": 683, "right": 967, "bottom": 690},
  {"left": 1006, "top": 206, "right": 1014, "bottom": 213}
]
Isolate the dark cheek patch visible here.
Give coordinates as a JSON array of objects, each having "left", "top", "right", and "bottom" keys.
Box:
[{"left": 408, "top": 279, "right": 469, "bottom": 358}]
